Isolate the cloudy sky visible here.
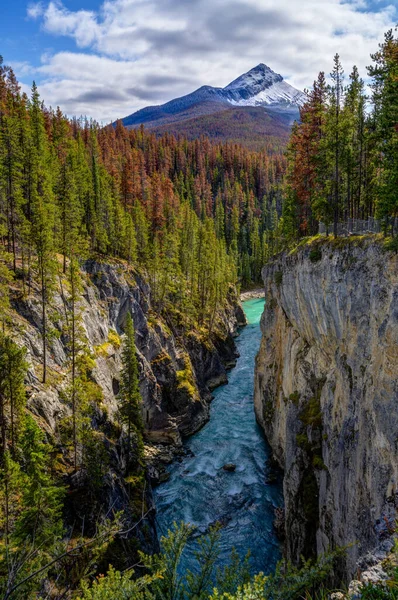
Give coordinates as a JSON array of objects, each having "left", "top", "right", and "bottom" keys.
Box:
[{"left": 1, "top": 0, "right": 397, "bottom": 122}]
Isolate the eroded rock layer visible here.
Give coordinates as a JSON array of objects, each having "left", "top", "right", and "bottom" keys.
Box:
[
  {"left": 12, "top": 258, "right": 244, "bottom": 555},
  {"left": 254, "top": 238, "right": 398, "bottom": 580}
]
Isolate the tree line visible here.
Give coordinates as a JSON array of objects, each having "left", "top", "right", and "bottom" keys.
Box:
[
  {"left": 0, "top": 54, "right": 285, "bottom": 596},
  {"left": 281, "top": 29, "right": 398, "bottom": 240}
]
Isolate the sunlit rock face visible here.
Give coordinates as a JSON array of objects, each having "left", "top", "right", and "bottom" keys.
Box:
[
  {"left": 254, "top": 238, "right": 398, "bottom": 582},
  {"left": 20, "top": 259, "right": 244, "bottom": 445}
]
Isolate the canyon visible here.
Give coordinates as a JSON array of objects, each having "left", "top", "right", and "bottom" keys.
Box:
[
  {"left": 13, "top": 258, "right": 245, "bottom": 557},
  {"left": 254, "top": 237, "right": 398, "bottom": 581}
]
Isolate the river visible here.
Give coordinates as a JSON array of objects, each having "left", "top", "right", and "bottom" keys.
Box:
[{"left": 153, "top": 298, "right": 283, "bottom": 575}]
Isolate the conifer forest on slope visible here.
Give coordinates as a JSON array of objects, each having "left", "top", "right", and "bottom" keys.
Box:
[{"left": 0, "top": 27, "right": 397, "bottom": 600}]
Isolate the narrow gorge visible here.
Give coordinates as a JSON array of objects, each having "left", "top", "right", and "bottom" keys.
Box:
[
  {"left": 154, "top": 298, "right": 283, "bottom": 576},
  {"left": 14, "top": 259, "right": 246, "bottom": 561},
  {"left": 254, "top": 237, "right": 398, "bottom": 582}
]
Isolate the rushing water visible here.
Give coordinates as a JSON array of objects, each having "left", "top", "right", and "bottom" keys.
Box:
[{"left": 153, "top": 298, "right": 283, "bottom": 575}]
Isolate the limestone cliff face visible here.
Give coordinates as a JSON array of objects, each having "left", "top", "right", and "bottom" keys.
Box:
[
  {"left": 16, "top": 259, "right": 244, "bottom": 447},
  {"left": 11, "top": 259, "right": 244, "bottom": 554},
  {"left": 254, "top": 238, "right": 398, "bottom": 581}
]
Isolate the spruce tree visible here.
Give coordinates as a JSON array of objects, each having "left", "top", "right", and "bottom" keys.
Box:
[
  {"left": 368, "top": 29, "right": 398, "bottom": 232},
  {"left": 29, "top": 83, "right": 57, "bottom": 383},
  {"left": 329, "top": 54, "right": 345, "bottom": 236},
  {"left": 118, "top": 313, "right": 143, "bottom": 469},
  {"left": 0, "top": 336, "right": 27, "bottom": 460}
]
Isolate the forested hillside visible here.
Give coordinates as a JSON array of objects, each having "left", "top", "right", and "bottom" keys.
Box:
[
  {"left": 149, "top": 106, "right": 291, "bottom": 152},
  {"left": 0, "top": 24, "right": 397, "bottom": 600},
  {"left": 281, "top": 30, "right": 398, "bottom": 241},
  {"left": 0, "top": 59, "right": 286, "bottom": 305},
  {"left": 0, "top": 54, "right": 284, "bottom": 598}
]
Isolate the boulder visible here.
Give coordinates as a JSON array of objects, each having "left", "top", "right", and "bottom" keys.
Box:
[{"left": 223, "top": 463, "right": 236, "bottom": 472}]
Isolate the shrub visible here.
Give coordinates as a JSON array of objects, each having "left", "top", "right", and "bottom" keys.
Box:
[
  {"left": 269, "top": 298, "right": 278, "bottom": 309},
  {"left": 360, "top": 583, "right": 398, "bottom": 599},
  {"left": 107, "top": 329, "right": 121, "bottom": 348},
  {"left": 309, "top": 248, "right": 322, "bottom": 263},
  {"left": 384, "top": 236, "right": 398, "bottom": 253},
  {"left": 289, "top": 391, "right": 301, "bottom": 405}
]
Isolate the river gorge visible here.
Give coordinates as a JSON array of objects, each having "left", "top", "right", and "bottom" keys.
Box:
[{"left": 154, "top": 298, "right": 283, "bottom": 575}]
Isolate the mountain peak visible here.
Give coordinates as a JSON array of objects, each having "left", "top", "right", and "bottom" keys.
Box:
[
  {"left": 251, "top": 63, "right": 276, "bottom": 72},
  {"left": 224, "top": 64, "right": 283, "bottom": 94},
  {"left": 121, "top": 63, "right": 305, "bottom": 130}
]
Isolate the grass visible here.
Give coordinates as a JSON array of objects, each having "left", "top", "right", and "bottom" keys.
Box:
[
  {"left": 287, "top": 232, "right": 386, "bottom": 258},
  {"left": 300, "top": 396, "right": 322, "bottom": 428},
  {"left": 176, "top": 354, "right": 199, "bottom": 400}
]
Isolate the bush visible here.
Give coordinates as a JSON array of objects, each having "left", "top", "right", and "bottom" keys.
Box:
[
  {"left": 309, "top": 248, "right": 322, "bottom": 263},
  {"left": 384, "top": 236, "right": 398, "bottom": 253},
  {"left": 360, "top": 583, "right": 398, "bottom": 599},
  {"left": 79, "top": 523, "right": 346, "bottom": 600}
]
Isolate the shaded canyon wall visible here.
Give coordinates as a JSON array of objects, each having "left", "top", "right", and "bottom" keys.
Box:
[{"left": 254, "top": 238, "right": 398, "bottom": 580}]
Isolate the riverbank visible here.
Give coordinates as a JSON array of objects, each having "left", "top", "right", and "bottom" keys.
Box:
[{"left": 240, "top": 287, "right": 265, "bottom": 301}]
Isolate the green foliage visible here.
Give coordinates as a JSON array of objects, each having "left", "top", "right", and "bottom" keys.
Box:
[
  {"left": 282, "top": 30, "right": 398, "bottom": 244},
  {"left": 118, "top": 313, "right": 144, "bottom": 468},
  {"left": 360, "top": 583, "right": 398, "bottom": 599},
  {"left": 300, "top": 396, "right": 322, "bottom": 428},
  {"left": 289, "top": 391, "right": 301, "bottom": 405},
  {"left": 13, "top": 415, "right": 64, "bottom": 543},
  {"left": 0, "top": 334, "right": 28, "bottom": 458},
  {"left": 0, "top": 416, "right": 65, "bottom": 599},
  {"left": 108, "top": 329, "right": 121, "bottom": 349},
  {"left": 78, "top": 565, "right": 160, "bottom": 599},
  {"left": 184, "top": 525, "right": 223, "bottom": 599},
  {"left": 368, "top": 30, "right": 398, "bottom": 226},
  {"left": 80, "top": 523, "right": 346, "bottom": 600},
  {"left": 81, "top": 426, "right": 109, "bottom": 491},
  {"left": 384, "top": 236, "right": 398, "bottom": 253},
  {"left": 215, "top": 548, "right": 251, "bottom": 595},
  {"left": 176, "top": 356, "right": 198, "bottom": 400},
  {"left": 309, "top": 248, "right": 322, "bottom": 263}
]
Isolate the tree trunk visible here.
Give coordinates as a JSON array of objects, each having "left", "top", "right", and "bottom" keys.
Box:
[{"left": 41, "top": 259, "right": 47, "bottom": 384}]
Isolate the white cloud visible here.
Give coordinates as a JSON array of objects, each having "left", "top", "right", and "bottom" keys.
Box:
[
  {"left": 27, "top": 2, "right": 44, "bottom": 19},
  {"left": 17, "top": 0, "right": 398, "bottom": 121}
]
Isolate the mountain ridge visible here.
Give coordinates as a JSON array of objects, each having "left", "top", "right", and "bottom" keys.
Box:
[{"left": 120, "top": 64, "right": 305, "bottom": 146}]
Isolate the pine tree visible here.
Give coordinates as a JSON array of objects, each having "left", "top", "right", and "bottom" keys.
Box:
[
  {"left": 368, "top": 28, "right": 398, "bottom": 232},
  {"left": 0, "top": 109, "right": 24, "bottom": 271},
  {"left": 0, "top": 336, "right": 27, "bottom": 460},
  {"left": 29, "top": 83, "right": 57, "bottom": 383},
  {"left": 329, "top": 54, "right": 345, "bottom": 236},
  {"left": 118, "top": 313, "right": 143, "bottom": 469},
  {"left": 15, "top": 415, "right": 64, "bottom": 545}
]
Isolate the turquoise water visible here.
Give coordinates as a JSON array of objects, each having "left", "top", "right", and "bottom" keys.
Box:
[{"left": 153, "top": 298, "right": 283, "bottom": 574}]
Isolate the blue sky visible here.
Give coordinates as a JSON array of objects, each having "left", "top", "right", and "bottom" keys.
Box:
[{"left": 1, "top": 0, "right": 397, "bottom": 122}]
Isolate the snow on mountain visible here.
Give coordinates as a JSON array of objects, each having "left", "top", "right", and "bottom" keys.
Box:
[
  {"left": 121, "top": 63, "right": 305, "bottom": 129},
  {"left": 224, "top": 63, "right": 282, "bottom": 93},
  {"left": 222, "top": 64, "right": 306, "bottom": 107}
]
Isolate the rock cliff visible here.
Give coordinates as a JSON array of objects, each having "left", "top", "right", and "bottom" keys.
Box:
[
  {"left": 254, "top": 237, "right": 398, "bottom": 581},
  {"left": 19, "top": 259, "right": 244, "bottom": 446},
  {"left": 11, "top": 258, "right": 244, "bottom": 556}
]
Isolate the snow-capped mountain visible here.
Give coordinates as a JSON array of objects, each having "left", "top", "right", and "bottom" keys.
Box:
[
  {"left": 222, "top": 64, "right": 305, "bottom": 106},
  {"left": 121, "top": 64, "right": 305, "bottom": 147}
]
